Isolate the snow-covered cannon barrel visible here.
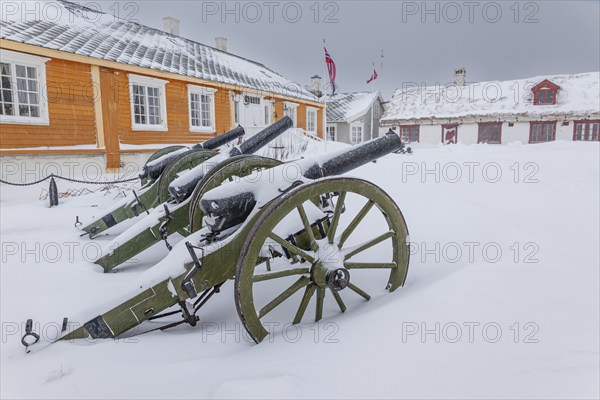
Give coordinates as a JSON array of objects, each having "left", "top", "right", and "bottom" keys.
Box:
[
  {"left": 200, "top": 132, "right": 404, "bottom": 233},
  {"left": 139, "top": 125, "right": 245, "bottom": 182},
  {"left": 80, "top": 125, "right": 247, "bottom": 238},
  {"left": 303, "top": 132, "right": 407, "bottom": 179},
  {"left": 22, "top": 132, "right": 411, "bottom": 351},
  {"left": 167, "top": 116, "right": 293, "bottom": 203},
  {"left": 92, "top": 118, "right": 292, "bottom": 271}
]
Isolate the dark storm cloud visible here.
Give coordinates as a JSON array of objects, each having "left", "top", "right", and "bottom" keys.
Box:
[{"left": 100, "top": 1, "right": 599, "bottom": 98}]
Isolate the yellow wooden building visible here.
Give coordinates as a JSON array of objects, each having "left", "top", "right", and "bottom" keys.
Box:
[{"left": 0, "top": 1, "right": 324, "bottom": 170}]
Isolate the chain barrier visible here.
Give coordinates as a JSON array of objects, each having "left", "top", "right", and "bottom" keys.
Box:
[{"left": 0, "top": 173, "right": 138, "bottom": 186}]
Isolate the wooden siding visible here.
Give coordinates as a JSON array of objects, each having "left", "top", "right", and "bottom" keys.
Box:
[
  {"left": 272, "top": 100, "right": 285, "bottom": 124},
  {"left": 108, "top": 69, "right": 232, "bottom": 145},
  {"left": 99, "top": 68, "right": 120, "bottom": 168},
  {"left": 0, "top": 46, "right": 326, "bottom": 168},
  {"left": 317, "top": 108, "right": 324, "bottom": 138},
  {"left": 267, "top": 100, "right": 324, "bottom": 139},
  {"left": 0, "top": 58, "right": 97, "bottom": 148},
  {"left": 297, "top": 104, "right": 307, "bottom": 132},
  {"left": 0, "top": 40, "right": 325, "bottom": 108}
]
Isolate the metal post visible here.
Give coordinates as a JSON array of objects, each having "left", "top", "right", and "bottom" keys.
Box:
[{"left": 49, "top": 176, "right": 59, "bottom": 207}]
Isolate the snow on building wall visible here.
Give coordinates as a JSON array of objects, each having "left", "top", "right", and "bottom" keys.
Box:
[{"left": 381, "top": 72, "right": 600, "bottom": 145}]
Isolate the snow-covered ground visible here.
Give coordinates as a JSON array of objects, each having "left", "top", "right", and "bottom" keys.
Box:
[{"left": 1, "top": 141, "right": 598, "bottom": 399}]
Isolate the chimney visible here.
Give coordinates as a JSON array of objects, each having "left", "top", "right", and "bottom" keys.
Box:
[
  {"left": 215, "top": 37, "right": 228, "bottom": 52},
  {"left": 163, "top": 17, "right": 180, "bottom": 36},
  {"left": 311, "top": 75, "right": 322, "bottom": 94},
  {"left": 306, "top": 75, "right": 323, "bottom": 98},
  {"left": 453, "top": 67, "right": 466, "bottom": 86}
]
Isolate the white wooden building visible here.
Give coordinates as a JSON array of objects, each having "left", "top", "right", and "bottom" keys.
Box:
[{"left": 380, "top": 71, "right": 599, "bottom": 145}]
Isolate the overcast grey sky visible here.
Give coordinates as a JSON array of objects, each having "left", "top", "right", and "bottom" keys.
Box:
[{"left": 103, "top": 0, "right": 599, "bottom": 99}]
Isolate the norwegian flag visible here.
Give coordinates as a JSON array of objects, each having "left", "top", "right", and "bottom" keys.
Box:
[
  {"left": 367, "top": 68, "right": 378, "bottom": 84},
  {"left": 324, "top": 47, "right": 337, "bottom": 95}
]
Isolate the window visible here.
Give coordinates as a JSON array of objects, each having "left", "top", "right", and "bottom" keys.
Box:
[
  {"left": 399, "top": 125, "right": 419, "bottom": 143},
  {"left": 0, "top": 49, "right": 49, "bottom": 125},
  {"left": 351, "top": 124, "right": 362, "bottom": 144},
  {"left": 529, "top": 121, "right": 556, "bottom": 143},
  {"left": 573, "top": 120, "right": 600, "bottom": 141},
  {"left": 373, "top": 104, "right": 379, "bottom": 120},
  {"left": 326, "top": 125, "right": 336, "bottom": 141},
  {"left": 233, "top": 96, "right": 240, "bottom": 125},
  {"left": 478, "top": 123, "right": 502, "bottom": 144},
  {"left": 188, "top": 85, "right": 217, "bottom": 133},
  {"left": 532, "top": 79, "right": 560, "bottom": 106},
  {"left": 284, "top": 102, "right": 297, "bottom": 127},
  {"left": 535, "top": 90, "right": 555, "bottom": 105},
  {"left": 442, "top": 124, "right": 458, "bottom": 144},
  {"left": 264, "top": 104, "right": 271, "bottom": 125},
  {"left": 128, "top": 74, "right": 168, "bottom": 131},
  {"left": 306, "top": 107, "right": 317, "bottom": 133}
]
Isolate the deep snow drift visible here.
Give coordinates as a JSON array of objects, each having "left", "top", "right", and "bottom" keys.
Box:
[{"left": 1, "top": 141, "right": 598, "bottom": 399}]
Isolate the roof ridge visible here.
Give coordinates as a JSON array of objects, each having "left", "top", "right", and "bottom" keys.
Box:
[
  {"left": 332, "top": 91, "right": 377, "bottom": 96},
  {"left": 383, "top": 70, "right": 599, "bottom": 122},
  {"left": 391, "top": 71, "right": 600, "bottom": 93},
  {"left": 2, "top": 0, "right": 317, "bottom": 102},
  {"left": 56, "top": 0, "right": 283, "bottom": 76}
]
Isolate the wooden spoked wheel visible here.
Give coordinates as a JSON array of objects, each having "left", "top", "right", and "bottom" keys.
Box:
[
  {"left": 235, "top": 177, "right": 410, "bottom": 343},
  {"left": 188, "top": 155, "right": 282, "bottom": 233},
  {"left": 144, "top": 145, "right": 187, "bottom": 166},
  {"left": 141, "top": 145, "right": 188, "bottom": 185},
  {"left": 156, "top": 150, "right": 214, "bottom": 203}
]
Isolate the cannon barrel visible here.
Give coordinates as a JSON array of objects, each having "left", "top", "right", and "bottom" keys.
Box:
[
  {"left": 235, "top": 116, "right": 293, "bottom": 156},
  {"left": 201, "top": 132, "right": 404, "bottom": 233},
  {"left": 168, "top": 117, "right": 293, "bottom": 203},
  {"left": 139, "top": 149, "right": 187, "bottom": 181},
  {"left": 191, "top": 125, "right": 245, "bottom": 151},
  {"left": 140, "top": 126, "right": 246, "bottom": 181},
  {"left": 303, "top": 131, "right": 403, "bottom": 179}
]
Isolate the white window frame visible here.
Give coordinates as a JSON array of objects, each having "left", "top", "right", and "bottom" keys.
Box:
[
  {"left": 0, "top": 49, "right": 50, "bottom": 125},
  {"left": 574, "top": 121, "right": 599, "bottom": 141},
  {"left": 306, "top": 106, "right": 318, "bottom": 134},
  {"left": 231, "top": 93, "right": 241, "bottom": 125},
  {"left": 187, "top": 85, "right": 217, "bottom": 133},
  {"left": 264, "top": 101, "right": 273, "bottom": 126},
  {"left": 326, "top": 124, "right": 336, "bottom": 141},
  {"left": 350, "top": 122, "right": 363, "bottom": 144},
  {"left": 128, "top": 74, "right": 168, "bottom": 131},
  {"left": 284, "top": 101, "right": 298, "bottom": 127}
]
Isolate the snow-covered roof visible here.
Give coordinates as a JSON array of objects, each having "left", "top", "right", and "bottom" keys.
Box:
[
  {"left": 327, "top": 91, "right": 382, "bottom": 123},
  {"left": 381, "top": 72, "right": 600, "bottom": 124},
  {"left": 0, "top": 0, "right": 318, "bottom": 102}
]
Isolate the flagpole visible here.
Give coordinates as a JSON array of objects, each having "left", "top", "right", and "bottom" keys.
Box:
[
  {"left": 369, "top": 49, "right": 384, "bottom": 141},
  {"left": 322, "top": 39, "right": 328, "bottom": 148},
  {"left": 370, "top": 62, "right": 375, "bottom": 141}
]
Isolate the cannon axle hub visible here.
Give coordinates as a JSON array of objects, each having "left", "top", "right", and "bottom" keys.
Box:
[{"left": 311, "top": 257, "right": 350, "bottom": 291}]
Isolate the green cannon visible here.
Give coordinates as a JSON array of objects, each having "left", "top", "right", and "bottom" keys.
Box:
[
  {"left": 80, "top": 125, "right": 246, "bottom": 238},
  {"left": 22, "top": 132, "right": 410, "bottom": 350},
  {"left": 93, "top": 118, "right": 294, "bottom": 271}
]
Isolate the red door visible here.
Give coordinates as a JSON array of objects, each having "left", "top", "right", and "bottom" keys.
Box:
[{"left": 442, "top": 124, "right": 458, "bottom": 144}]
